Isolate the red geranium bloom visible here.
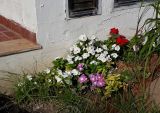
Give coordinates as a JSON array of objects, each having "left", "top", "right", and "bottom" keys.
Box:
[
  {"left": 116, "top": 35, "right": 129, "bottom": 46},
  {"left": 110, "top": 28, "right": 119, "bottom": 35}
]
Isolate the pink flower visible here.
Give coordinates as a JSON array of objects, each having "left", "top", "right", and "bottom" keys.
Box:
[
  {"left": 77, "top": 63, "right": 84, "bottom": 71},
  {"left": 96, "top": 73, "right": 104, "bottom": 80},
  {"left": 96, "top": 80, "right": 105, "bottom": 87},
  {"left": 90, "top": 73, "right": 105, "bottom": 88},
  {"left": 78, "top": 74, "right": 88, "bottom": 83},
  {"left": 89, "top": 74, "right": 96, "bottom": 82}
]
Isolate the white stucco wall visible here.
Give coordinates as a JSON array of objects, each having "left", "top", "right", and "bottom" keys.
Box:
[
  {"left": 0, "top": 0, "right": 153, "bottom": 77},
  {"left": 0, "top": 0, "right": 37, "bottom": 32},
  {"left": 35, "top": 0, "right": 153, "bottom": 63}
]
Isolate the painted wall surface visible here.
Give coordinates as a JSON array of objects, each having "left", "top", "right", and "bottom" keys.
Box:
[
  {"left": 0, "top": 0, "right": 153, "bottom": 78},
  {"left": 0, "top": 0, "right": 37, "bottom": 32}
]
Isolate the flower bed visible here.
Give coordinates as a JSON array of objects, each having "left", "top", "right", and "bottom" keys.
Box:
[
  {"left": 8, "top": 1, "right": 160, "bottom": 112},
  {"left": 13, "top": 24, "right": 160, "bottom": 112}
]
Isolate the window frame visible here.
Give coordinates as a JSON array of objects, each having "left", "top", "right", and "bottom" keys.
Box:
[{"left": 66, "top": 0, "right": 102, "bottom": 19}]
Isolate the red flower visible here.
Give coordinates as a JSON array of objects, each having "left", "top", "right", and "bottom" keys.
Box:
[
  {"left": 110, "top": 28, "right": 119, "bottom": 35},
  {"left": 116, "top": 35, "right": 129, "bottom": 46}
]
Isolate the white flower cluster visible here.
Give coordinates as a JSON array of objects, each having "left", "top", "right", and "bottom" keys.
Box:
[{"left": 66, "top": 34, "right": 120, "bottom": 64}]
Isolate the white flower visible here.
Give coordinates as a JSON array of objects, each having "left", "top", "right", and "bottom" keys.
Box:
[
  {"left": 112, "top": 44, "right": 120, "bottom": 51},
  {"left": 96, "top": 48, "right": 103, "bottom": 53},
  {"left": 54, "top": 57, "right": 60, "bottom": 60},
  {"left": 55, "top": 76, "right": 62, "bottom": 82},
  {"left": 133, "top": 45, "right": 139, "bottom": 52},
  {"left": 153, "top": 42, "right": 156, "bottom": 47},
  {"left": 89, "top": 41, "right": 94, "bottom": 45},
  {"left": 34, "top": 82, "right": 37, "bottom": 85},
  {"left": 78, "top": 57, "right": 82, "bottom": 60},
  {"left": 86, "top": 46, "right": 95, "bottom": 55},
  {"left": 18, "top": 82, "right": 23, "bottom": 87},
  {"left": 79, "top": 34, "right": 87, "bottom": 41},
  {"left": 79, "top": 42, "right": 83, "bottom": 46},
  {"left": 68, "top": 60, "right": 74, "bottom": 64},
  {"left": 65, "top": 71, "right": 71, "bottom": 76},
  {"left": 102, "top": 45, "right": 108, "bottom": 50},
  {"left": 70, "top": 46, "right": 74, "bottom": 52},
  {"left": 74, "top": 56, "right": 80, "bottom": 62},
  {"left": 48, "top": 79, "right": 52, "bottom": 83},
  {"left": 57, "top": 69, "right": 63, "bottom": 75},
  {"left": 66, "top": 55, "right": 74, "bottom": 61},
  {"left": 90, "top": 60, "right": 98, "bottom": 65},
  {"left": 112, "top": 44, "right": 117, "bottom": 49},
  {"left": 103, "top": 51, "right": 108, "bottom": 56},
  {"left": 142, "top": 37, "right": 148, "bottom": 45},
  {"left": 44, "top": 68, "right": 50, "bottom": 74},
  {"left": 82, "top": 53, "right": 90, "bottom": 59},
  {"left": 83, "top": 47, "right": 86, "bottom": 50},
  {"left": 157, "top": 37, "right": 160, "bottom": 43},
  {"left": 115, "top": 45, "right": 120, "bottom": 51},
  {"left": 27, "top": 75, "right": 32, "bottom": 81},
  {"left": 74, "top": 56, "right": 82, "bottom": 61},
  {"left": 111, "top": 53, "right": 118, "bottom": 58},
  {"left": 106, "top": 55, "right": 112, "bottom": 62},
  {"left": 95, "top": 54, "right": 100, "bottom": 57},
  {"left": 66, "top": 55, "right": 74, "bottom": 64},
  {"left": 62, "top": 72, "right": 69, "bottom": 78},
  {"left": 73, "top": 46, "right": 81, "bottom": 54},
  {"left": 97, "top": 54, "right": 107, "bottom": 62},
  {"left": 90, "top": 35, "right": 96, "bottom": 40},
  {"left": 71, "top": 69, "right": 80, "bottom": 76}
]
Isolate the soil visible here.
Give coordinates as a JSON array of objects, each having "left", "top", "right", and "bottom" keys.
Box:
[{"left": 0, "top": 94, "right": 30, "bottom": 113}]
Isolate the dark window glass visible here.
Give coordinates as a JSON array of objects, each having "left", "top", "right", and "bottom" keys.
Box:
[{"left": 68, "top": 0, "right": 99, "bottom": 18}]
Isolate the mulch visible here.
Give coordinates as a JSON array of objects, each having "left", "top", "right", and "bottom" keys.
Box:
[{"left": 0, "top": 94, "right": 30, "bottom": 113}]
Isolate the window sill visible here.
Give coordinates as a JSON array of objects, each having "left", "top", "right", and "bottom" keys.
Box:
[{"left": 65, "top": 13, "right": 102, "bottom": 21}]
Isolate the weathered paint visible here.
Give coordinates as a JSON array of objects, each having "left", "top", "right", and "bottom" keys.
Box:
[{"left": 0, "top": 0, "right": 153, "bottom": 74}]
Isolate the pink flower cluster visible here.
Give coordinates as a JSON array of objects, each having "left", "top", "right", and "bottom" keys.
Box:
[
  {"left": 78, "top": 73, "right": 105, "bottom": 88},
  {"left": 89, "top": 74, "right": 105, "bottom": 87}
]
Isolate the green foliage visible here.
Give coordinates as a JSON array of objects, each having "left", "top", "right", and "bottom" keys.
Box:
[
  {"left": 52, "top": 58, "right": 68, "bottom": 70},
  {"left": 14, "top": 71, "right": 65, "bottom": 103}
]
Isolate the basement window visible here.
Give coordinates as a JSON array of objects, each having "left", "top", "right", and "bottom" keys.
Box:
[
  {"left": 114, "top": 0, "right": 152, "bottom": 7},
  {"left": 114, "top": 0, "right": 139, "bottom": 7},
  {"left": 68, "top": 0, "right": 100, "bottom": 18}
]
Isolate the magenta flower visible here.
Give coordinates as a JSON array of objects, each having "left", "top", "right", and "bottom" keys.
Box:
[
  {"left": 89, "top": 74, "right": 96, "bottom": 82},
  {"left": 90, "top": 73, "right": 105, "bottom": 88},
  {"left": 77, "top": 63, "right": 84, "bottom": 71},
  {"left": 78, "top": 74, "right": 88, "bottom": 83},
  {"left": 96, "top": 80, "right": 105, "bottom": 87},
  {"left": 96, "top": 74, "right": 103, "bottom": 79}
]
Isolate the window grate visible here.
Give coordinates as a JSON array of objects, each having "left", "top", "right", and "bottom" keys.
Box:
[{"left": 68, "top": 0, "right": 99, "bottom": 18}]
